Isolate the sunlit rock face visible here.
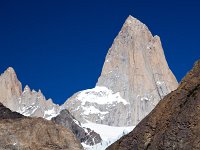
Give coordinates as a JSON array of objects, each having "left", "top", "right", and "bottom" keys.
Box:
[
  {"left": 107, "top": 60, "right": 200, "bottom": 150},
  {"left": 0, "top": 67, "right": 60, "bottom": 119},
  {"left": 0, "top": 67, "right": 22, "bottom": 112},
  {"left": 63, "top": 15, "right": 178, "bottom": 126}
]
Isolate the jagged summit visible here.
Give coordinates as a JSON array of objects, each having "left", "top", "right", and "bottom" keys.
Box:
[
  {"left": 2, "top": 67, "right": 19, "bottom": 83},
  {"left": 64, "top": 16, "right": 178, "bottom": 126},
  {"left": 120, "top": 15, "right": 153, "bottom": 39},
  {"left": 0, "top": 67, "right": 60, "bottom": 119},
  {"left": 23, "top": 85, "right": 31, "bottom": 93},
  {"left": 124, "top": 15, "right": 148, "bottom": 28},
  {"left": 5, "top": 67, "right": 15, "bottom": 73}
]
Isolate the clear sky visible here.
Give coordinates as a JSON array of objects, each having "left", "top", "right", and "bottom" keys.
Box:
[{"left": 0, "top": 0, "right": 199, "bottom": 104}]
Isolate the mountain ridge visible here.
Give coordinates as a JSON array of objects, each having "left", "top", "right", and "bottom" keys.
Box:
[
  {"left": 107, "top": 60, "right": 200, "bottom": 150},
  {"left": 0, "top": 67, "right": 60, "bottom": 119},
  {"left": 0, "top": 15, "right": 179, "bottom": 150}
]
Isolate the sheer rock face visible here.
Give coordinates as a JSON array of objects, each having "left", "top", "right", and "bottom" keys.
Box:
[
  {"left": 64, "top": 16, "right": 178, "bottom": 126},
  {"left": 107, "top": 60, "right": 200, "bottom": 150},
  {"left": 52, "top": 109, "right": 102, "bottom": 146},
  {"left": 0, "top": 68, "right": 60, "bottom": 119},
  {"left": 0, "top": 103, "right": 83, "bottom": 150},
  {"left": 0, "top": 67, "right": 22, "bottom": 112}
]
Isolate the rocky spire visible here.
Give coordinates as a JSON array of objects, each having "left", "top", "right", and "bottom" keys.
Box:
[
  {"left": 0, "top": 67, "right": 22, "bottom": 111},
  {"left": 23, "top": 85, "right": 31, "bottom": 93},
  {"left": 0, "top": 67, "right": 60, "bottom": 119},
  {"left": 95, "top": 15, "right": 178, "bottom": 125},
  {"left": 65, "top": 15, "right": 178, "bottom": 126}
]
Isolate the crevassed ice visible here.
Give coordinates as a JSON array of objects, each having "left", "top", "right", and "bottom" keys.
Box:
[
  {"left": 77, "top": 86, "right": 129, "bottom": 105},
  {"left": 82, "top": 122, "right": 134, "bottom": 150}
]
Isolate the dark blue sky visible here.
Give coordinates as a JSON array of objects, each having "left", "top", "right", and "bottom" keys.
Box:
[{"left": 0, "top": 0, "right": 199, "bottom": 104}]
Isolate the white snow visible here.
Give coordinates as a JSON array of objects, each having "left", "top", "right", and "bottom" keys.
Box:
[
  {"left": 141, "top": 96, "right": 150, "bottom": 101},
  {"left": 44, "top": 107, "right": 59, "bottom": 120},
  {"left": 19, "top": 105, "right": 38, "bottom": 116},
  {"left": 44, "top": 108, "right": 55, "bottom": 115},
  {"left": 32, "top": 90, "right": 37, "bottom": 93},
  {"left": 77, "top": 86, "right": 129, "bottom": 105},
  {"left": 82, "top": 122, "right": 134, "bottom": 150},
  {"left": 156, "top": 81, "right": 165, "bottom": 86},
  {"left": 82, "top": 106, "right": 109, "bottom": 115},
  {"left": 73, "top": 119, "right": 82, "bottom": 127}
]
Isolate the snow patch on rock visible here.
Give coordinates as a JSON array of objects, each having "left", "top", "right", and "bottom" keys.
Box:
[
  {"left": 44, "top": 107, "right": 59, "bottom": 120},
  {"left": 77, "top": 86, "right": 129, "bottom": 105},
  {"left": 82, "top": 106, "right": 109, "bottom": 115}
]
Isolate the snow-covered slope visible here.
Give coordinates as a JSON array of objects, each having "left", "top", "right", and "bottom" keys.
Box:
[
  {"left": 77, "top": 86, "right": 128, "bottom": 105},
  {"left": 82, "top": 122, "right": 134, "bottom": 150},
  {"left": 62, "top": 86, "right": 130, "bottom": 126}
]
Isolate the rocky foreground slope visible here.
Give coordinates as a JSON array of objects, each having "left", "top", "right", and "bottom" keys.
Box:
[
  {"left": 63, "top": 15, "right": 178, "bottom": 126},
  {"left": 107, "top": 60, "right": 200, "bottom": 150},
  {"left": 0, "top": 103, "right": 83, "bottom": 150}
]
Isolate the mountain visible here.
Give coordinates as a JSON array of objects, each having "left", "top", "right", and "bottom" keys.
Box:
[
  {"left": 0, "top": 67, "right": 60, "bottom": 119},
  {"left": 0, "top": 15, "right": 179, "bottom": 150},
  {"left": 62, "top": 15, "right": 178, "bottom": 126},
  {"left": 0, "top": 102, "right": 83, "bottom": 150},
  {"left": 107, "top": 60, "right": 200, "bottom": 150},
  {"left": 52, "top": 109, "right": 102, "bottom": 146},
  {"left": 0, "top": 67, "right": 102, "bottom": 148}
]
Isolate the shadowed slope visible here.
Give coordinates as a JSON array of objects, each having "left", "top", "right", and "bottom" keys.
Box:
[
  {"left": 107, "top": 60, "right": 200, "bottom": 150},
  {"left": 0, "top": 103, "right": 83, "bottom": 150},
  {"left": 52, "top": 109, "right": 102, "bottom": 146}
]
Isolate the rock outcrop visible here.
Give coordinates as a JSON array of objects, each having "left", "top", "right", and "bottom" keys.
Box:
[
  {"left": 0, "top": 102, "right": 83, "bottom": 150},
  {"left": 0, "top": 67, "right": 60, "bottom": 119},
  {"left": 63, "top": 15, "right": 178, "bottom": 126},
  {"left": 107, "top": 60, "right": 200, "bottom": 150},
  {"left": 0, "top": 67, "right": 22, "bottom": 112},
  {"left": 52, "top": 109, "right": 102, "bottom": 146}
]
